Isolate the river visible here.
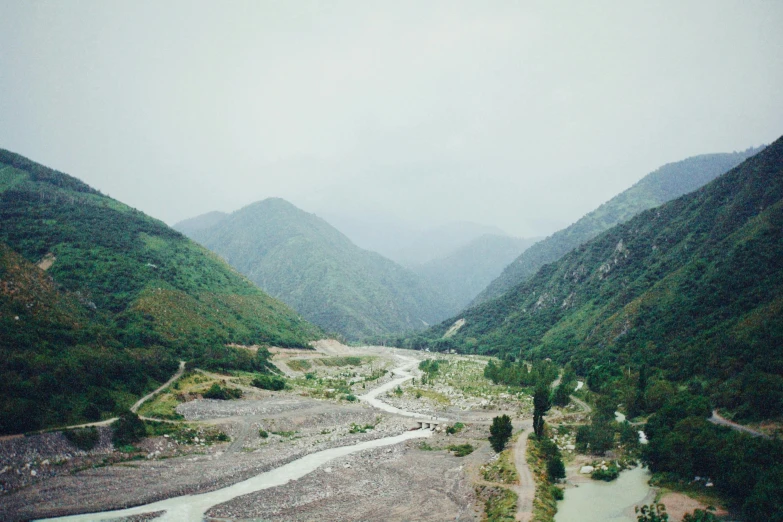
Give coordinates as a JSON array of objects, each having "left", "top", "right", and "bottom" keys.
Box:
[
  {"left": 555, "top": 466, "right": 656, "bottom": 522},
  {"left": 42, "top": 356, "right": 435, "bottom": 522}
]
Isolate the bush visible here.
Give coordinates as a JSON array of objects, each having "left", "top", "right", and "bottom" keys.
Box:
[
  {"left": 446, "top": 422, "right": 465, "bottom": 434},
  {"left": 203, "top": 383, "right": 242, "bottom": 400},
  {"left": 448, "top": 443, "right": 475, "bottom": 457},
  {"left": 63, "top": 427, "right": 100, "bottom": 451},
  {"left": 551, "top": 485, "right": 564, "bottom": 500},
  {"left": 592, "top": 464, "right": 620, "bottom": 481},
  {"left": 259, "top": 429, "right": 269, "bottom": 438},
  {"left": 345, "top": 394, "right": 357, "bottom": 402},
  {"left": 251, "top": 374, "right": 286, "bottom": 391},
  {"left": 112, "top": 411, "right": 146, "bottom": 446}
]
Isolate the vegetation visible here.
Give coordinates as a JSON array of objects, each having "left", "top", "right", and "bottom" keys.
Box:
[
  {"left": 112, "top": 411, "right": 146, "bottom": 446},
  {"left": 446, "top": 422, "right": 465, "bottom": 434},
  {"left": 642, "top": 391, "right": 783, "bottom": 520},
  {"left": 202, "top": 383, "right": 243, "bottom": 400},
  {"left": 447, "top": 443, "right": 474, "bottom": 457},
  {"left": 482, "top": 448, "right": 519, "bottom": 483},
  {"left": 473, "top": 147, "right": 763, "bottom": 305},
  {"left": 489, "top": 414, "right": 513, "bottom": 452},
  {"left": 414, "top": 234, "right": 538, "bottom": 312},
  {"left": 177, "top": 198, "right": 453, "bottom": 340},
  {"left": 62, "top": 426, "right": 100, "bottom": 451},
  {"left": 251, "top": 374, "right": 286, "bottom": 391},
  {"left": 410, "top": 140, "right": 783, "bottom": 426},
  {"left": 476, "top": 485, "right": 518, "bottom": 522},
  {"left": 0, "top": 149, "right": 321, "bottom": 434}
]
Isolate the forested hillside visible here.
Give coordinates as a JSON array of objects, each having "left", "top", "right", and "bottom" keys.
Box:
[
  {"left": 0, "top": 150, "right": 321, "bottom": 434},
  {"left": 473, "top": 147, "right": 765, "bottom": 305},
  {"left": 177, "top": 199, "right": 453, "bottom": 340},
  {"left": 413, "top": 234, "right": 538, "bottom": 311},
  {"left": 405, "top": 138, "right": 783, "bottom": 420}
]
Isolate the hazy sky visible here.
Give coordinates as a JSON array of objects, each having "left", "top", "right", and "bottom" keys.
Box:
[{"left": 1, "top": 1, "right": 782, "bottom": 237}]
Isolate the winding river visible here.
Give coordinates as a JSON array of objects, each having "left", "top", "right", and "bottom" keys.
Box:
[{"left": 43, "top": 356, "right": 435, "bottom": 522}]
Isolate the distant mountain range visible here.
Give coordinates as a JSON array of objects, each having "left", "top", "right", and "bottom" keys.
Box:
[
  {"left": 412, "top": 234, "right": 539, "bottom": 312},
  {"left": 317, "top": 213, "right": 509, "bottom": 267},
  {"left": 0, "top": 149, "right": 320, "bottom": 434},
  {"left": 176, "top": 199, "right": 454, "bottom": 340},
  {"left": 408, "top": 137, "right": 783, "bottom": 420},
  {"left": 472, "top": 147, "right": 766, "bottom": 306}
]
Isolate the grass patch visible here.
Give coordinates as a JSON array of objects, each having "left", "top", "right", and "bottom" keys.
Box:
[
  {"left": 476, "top": 484, "right": 518, "bottom": 522},
  {"left": 315, "top": 356, "right": 364, "bottom": 367},
  {"left": 482, "top": 448, "right": 519, "bottom": 484},
  {"left": 144, "top": 420, "right": 229, "bottom": 444},
  {"left": 286, "top": 359, "right": 311, "bottom": 372},
  {"left": 446, "top": 422, "right": 465, "bottom": 434},
  {"left": 349, "top": 423, "right": 375, "bottom": 434},
  {"left": 527, "top": 434, "right": 559, "bottom": 522},
  {"left": 408, "top": 387, "right": 451, "bottom": 405},
  {"left": 271, "top": 430, "right": 297, "bottom": 438},
  {"left": 448, "top": 443, "right": 475, "bottom": 457}
]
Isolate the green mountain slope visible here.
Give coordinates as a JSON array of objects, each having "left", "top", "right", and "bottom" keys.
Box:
[
  {"left": 413, "top": 234, "right": 539, "bottom": 311},
  {"left": 0, "top": 150, "right": 320, "bottom": 434},
  {"left": 472, "top": 147, "right": 765, "bottom": 306},
  {"left": 409, "top": 136, "right": 783, "bottom": 418},
  {"left": 177, "top": 199, "right": 452, "bottom": 340}
]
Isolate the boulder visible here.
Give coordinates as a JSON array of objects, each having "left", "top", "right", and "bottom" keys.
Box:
[{"left": 580, "top": 465, "right": 594, "bottom": 474}]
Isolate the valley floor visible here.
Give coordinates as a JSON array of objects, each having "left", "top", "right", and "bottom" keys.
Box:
[{"left": 0, "top": 342, "right": 535, "bottom": 522}]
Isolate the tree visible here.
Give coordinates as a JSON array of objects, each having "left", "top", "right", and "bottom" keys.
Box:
[
  {"left": 533, "top": 383, "right": 551, "bottom": 438},
  {"left": 635, "top": 504, "right": 669, "bottom": 522},
  {"left": 112, "top": 411, "right": 146, "bottom": 446},
  {"left": 489, "top": 414, "right": 513, "bottom": 452},
  {"left": 547, "top": 455, "right": 566, "bottom": 482}
]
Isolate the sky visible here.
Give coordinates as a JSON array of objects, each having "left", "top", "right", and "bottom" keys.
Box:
[{"left": 1, "top": 1, "right": 782, "bottom": 238}]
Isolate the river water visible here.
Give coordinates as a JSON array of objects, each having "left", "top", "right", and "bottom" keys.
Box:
[
  {"left": 43, "top": 355, "right": 436, "bottom": 522},
  {"left": 555, "top": 466, "right": 655, "bottom": 522}
]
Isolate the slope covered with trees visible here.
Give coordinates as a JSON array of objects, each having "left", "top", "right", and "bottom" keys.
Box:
[
  {"left": 177, "top": 199, "right": 453, "bottom": 340},
  {"left": 0, "top": 149, "right": 320, "bottom": 434},
  {"left": 406, "top": 137, "right": 783, "bottom": 420},
  {"left": 413, "top": 234, "right": 538, "bottom": 312},
  {"left": 473, "top": 147, "right": 765, "bottom": 306}
]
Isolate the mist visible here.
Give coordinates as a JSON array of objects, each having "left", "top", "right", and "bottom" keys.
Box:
[{"left": 1, "top": 1, "right": 781, "bottom": 238}]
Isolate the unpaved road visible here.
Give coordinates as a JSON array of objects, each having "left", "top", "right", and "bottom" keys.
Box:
[
  {"left": 513, "top": 424, "right": 535, "bottom": 522},
  {"left": 709, "top": 410, "right": 770, "bottom": 439},
  {"left": 132, "top": 361, "right": 186, "bottom": 413}
]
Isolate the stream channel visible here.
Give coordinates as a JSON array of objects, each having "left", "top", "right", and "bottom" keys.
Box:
[{"left": 43, "top": 356, "right": 435, "bottom": 522}]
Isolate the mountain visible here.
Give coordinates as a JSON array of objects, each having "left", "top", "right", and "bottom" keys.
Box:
[
  {"left": 0, "top": 149, "right": 321, "bottom": 434},
  {"left": 413, "top": 234, "right": 539, "bottom": 311},
  {"left": 176, "top": 199, "right": 453, "bottom": 340},
  {"left": 407, "top": 137, "right": 783, "bottom": 418},
  {"left": 472, "top": 147, "right": 766, "bottom": 306},
  {"left": 389, "top": 221, "right": 508, "bottom": 266},
  {"left": 173, "top": 210, "right": 227, "bottom": 236}
]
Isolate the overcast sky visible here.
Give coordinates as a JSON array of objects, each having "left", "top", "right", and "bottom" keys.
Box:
[{"left": 1, "top": 1, "right": 782, "bottom": 237}]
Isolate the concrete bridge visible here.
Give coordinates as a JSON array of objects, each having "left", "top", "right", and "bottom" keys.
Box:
[{"left": 416, "top": 421, "right": 440, "bottom": 430}]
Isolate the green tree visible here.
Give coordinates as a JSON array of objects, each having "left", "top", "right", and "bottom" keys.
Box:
[
  {"left": 547, "top": 455, "right": 566, "bottom": 483},
  {"left": 112, "top": 411, "right": 146, "bottom": 446},
  {"left": 635, "top": 504, "right": 668, "bottom": 522},
  {"left": 489, "top": 414, "right": 513, "bottom": 452},
  {"left": 533, "top": 383, "right": 551, "bottom": 438}
]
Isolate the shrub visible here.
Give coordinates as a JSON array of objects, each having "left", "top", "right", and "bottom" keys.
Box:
[
  {"left": 63, "top": 427, "right": 100, "bottom": 451},
  {"left": 446, "top": 422, "right": 465, "bottom": 434},
  {"left": 259, "top": 429, "right": 269, "bottom": 438},
  {"left": 203, "top": 383, "right": 242, "bottom": 400},
  {"left": 345, "top": 394, "right": 357, "bottom": 402},
  {"left": 112, "top": 411, "right": 146, "bottom": 446},
  {"left": 251, "top": 374, "right": 286, "bottom": 391},
  {"left": 448, "top": 443, "right": 475, "bottom": 457}
]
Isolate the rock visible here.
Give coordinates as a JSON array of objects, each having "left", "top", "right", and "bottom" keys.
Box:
[
  {"left": 30, "top": 470, "right": 37, "bottom": 476},
  {"left": 580, "top": 466, "right": 594, "bottom": 474},
  {"left": 324, "top": 467, "right": 333, "bottom": 473},
  {"left": 565, "top": 444, "right": 575, "bottom": 450},
  {"left": 706, "top": 482, "right": 714, "bottom": 487}
]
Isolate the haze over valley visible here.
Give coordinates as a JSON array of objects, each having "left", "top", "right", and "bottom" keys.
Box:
[{"left": 1, "top": 2, "right": 782, "bottom": 521}]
